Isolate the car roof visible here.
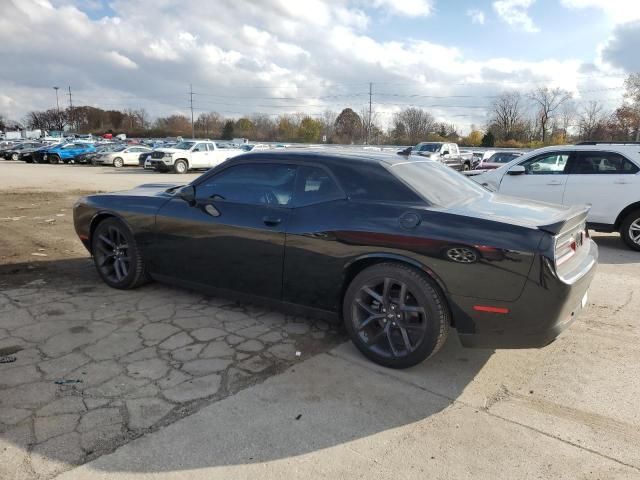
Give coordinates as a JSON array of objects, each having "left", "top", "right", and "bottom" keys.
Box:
[
  {"left": 529, "top": 144, "right": 640, "bottom": 156},
  {"left": 229, "top": 149, "right": 427, "bottom": 167}
]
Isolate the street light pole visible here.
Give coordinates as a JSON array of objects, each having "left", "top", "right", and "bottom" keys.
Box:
[{"left": 53, "top": 86, "right": 60, "bottom": 113}]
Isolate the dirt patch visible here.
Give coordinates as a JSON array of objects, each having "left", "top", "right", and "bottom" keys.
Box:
[{"left": 0, "top": 190, "right": 94, "bottom": 266}]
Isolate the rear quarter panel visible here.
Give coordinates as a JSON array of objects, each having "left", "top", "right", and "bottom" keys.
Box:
[{"left": 283, "top": 199, "right": 543, "bottom": 312}]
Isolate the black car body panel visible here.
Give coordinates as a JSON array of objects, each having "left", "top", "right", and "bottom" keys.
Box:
[{"left": 74, "top": 151, "right": 598, "bottom": 349}]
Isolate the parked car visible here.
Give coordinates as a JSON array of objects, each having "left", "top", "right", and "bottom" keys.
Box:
[
  {"left": 471, "top": 150, "right": 495, "bottom": 168},
  {"left": 402, "top": 142, "right": 472, "bottom": 171},
  {"left": 471, "top": 143, "right": 640, "bottom": 250},
  {"left": 17, "top": 144, "right": 48, "bottom": 163},
  {"left": 241, "top": 143, "right": 270, "bottom": 152},
  {"left": 147, "top": 140, "right": 244, "bottom": 173},
  {"left": 139, "top": 151, "right": 154, "bottom": 168},
  {"left": 92, "top": 145, "right": 151, "bottom": 167},
  {"left": 41, "top": 143, "right": 96, "bottom": 164},
  {"left": 2, "top": 142, "right": 43, "bottom": 160},
  {"left": 74, "top": 151, "right": 597, "bottom": 368},
  {"left": 476, "top": 151, "right": 523, "bottom": 170},
  {"left": 76, "top": 144, "right": 120, "bottom": 164}
]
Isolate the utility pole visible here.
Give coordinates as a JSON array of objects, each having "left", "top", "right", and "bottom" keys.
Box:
[
  {"left": 190, "top": 84, "right": 195, "bottom": 139},
  {"left": 368, "top": 82, "right": 373, "bottom": 145},
  {"left": 67, "top": 86, "right": 74, "bottom": 132},
  {"left": 53, "top": 86, "right": 61, "bottom": 131}
]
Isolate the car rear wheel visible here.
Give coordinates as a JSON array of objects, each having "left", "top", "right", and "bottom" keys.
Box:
[
  {"left": 343, "top": 263, "right": 449, "bottom": 369},
  {"left": 91, "top": 218, "right": 149, "bottom": 289},
  {"left": 11, "top": 153, "right": 18, "bottom": 161},
  {"left": 49, "top": 154, "right": 60, "bottom": 164},
  {"left": 113, "top": 157, "right": 124, "bottom": 168},
  {"left": 620, "top": 210, "right": 640, "bottom": 251},
  {"left": 174, "top": 159, "right": 188, "bottom": 174},
  {"left": 463, "top": 162, "right": 471, "bottom": 171}
]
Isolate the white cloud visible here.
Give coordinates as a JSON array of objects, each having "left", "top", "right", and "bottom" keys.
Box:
[
  {"left": 371, "top": 0, "right": 433, "bottom": 17},
  {"left": 466, "top": 8, "right": 486, "bottom": 25},
  {"left": 0, "top": 0, "right": 626, "bottom": 133},
  {"left": 560, "top": 0, "right": 640, "bottom": 24},
  {"left": 493, "top": 0, "right": 539, "bottom": 33}
]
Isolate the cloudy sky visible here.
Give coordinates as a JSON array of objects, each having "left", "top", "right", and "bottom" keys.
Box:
[{"left": 0, "top": 0, "right": 638, "bottom": 132}]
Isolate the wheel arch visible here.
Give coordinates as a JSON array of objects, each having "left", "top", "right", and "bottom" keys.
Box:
[
  {"left": 340, "top": 253, "right": 454, "bottom": 325},
  {"left": 614, "top": 202, "right": 640, "bottom": 229},
  {"left": 88, "top": 211, "right": 134, "bottom": 254}
]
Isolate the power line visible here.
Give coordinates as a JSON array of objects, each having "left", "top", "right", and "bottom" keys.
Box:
[{"left": 189, "top": 84, "right": 194, "bottom": 138}]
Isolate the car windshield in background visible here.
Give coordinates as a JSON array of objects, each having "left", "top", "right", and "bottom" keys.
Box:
[
  {"left": 415, "top": 143, "right": 441, "bottom": 153},
  {"left": 390, "top": 160, "right": 487, "bottom": 207},
  {"left": 108, "top": 145, "right": 126, "bottom": 152},
  {"left": 174, "top": 141, "right": 196, "bottom": 150}
]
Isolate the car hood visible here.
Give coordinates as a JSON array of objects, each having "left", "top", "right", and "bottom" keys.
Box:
[
  {"left": 441, "top": 192, "right": 589, "bottom": 235},
  {"left": 154, "top": 148, "right": 185, "bottom": 154},
  {"left": 97, "top": 183, "right": 183, "bottom": 198}
]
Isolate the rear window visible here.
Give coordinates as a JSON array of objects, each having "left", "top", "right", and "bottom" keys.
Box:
[
  {"left": 389, "top": 160, "right": 486, "bottom": 207},
  {"left": 330, "top": 161, "right": 421, "bottom": 202}
]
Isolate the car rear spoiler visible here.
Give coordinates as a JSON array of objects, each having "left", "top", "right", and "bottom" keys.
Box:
[{"left": 537, "top": 205, "right": 590, "bottom": 235}]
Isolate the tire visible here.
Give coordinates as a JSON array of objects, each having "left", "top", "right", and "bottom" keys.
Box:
[
  {"left": 174, "top": 159, "right": 188, "bottom": 174},
  {"left": 343, "top": 263, "right": 449, "bottom": 369},
  {"left": 91, "top": 218, "right": 150, "bottom": 289},
  {"left": 49, "top": 155, "right": 60, "bottom": 164},
  {"left": 113, "top": 157, "right": 124, "bottom": 168},
  {"left": 620, "top": 210, "right": 640, "bottom": 251},
  {"left": 11, "top": 153, "right": 18, "bottom": 161},
  {"left": 463, "top": 162, "right": 471, "bottom": 171}
]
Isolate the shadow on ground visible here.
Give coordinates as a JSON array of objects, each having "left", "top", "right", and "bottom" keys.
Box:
[{"left": 0, "top": 258, "right": 492, "bottom": 478}]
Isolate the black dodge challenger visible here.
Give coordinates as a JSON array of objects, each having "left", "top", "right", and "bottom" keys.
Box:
[{"left": 74, "top": 151, "right": 598, "bottom": 368}]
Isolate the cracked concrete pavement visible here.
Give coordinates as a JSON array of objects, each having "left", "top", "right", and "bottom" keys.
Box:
[
  {"left": 1, "top": 162, "right": 640, "bottom": 479},
  {"left": 0, "top": 260, "right": 344, "bottom": 479}
]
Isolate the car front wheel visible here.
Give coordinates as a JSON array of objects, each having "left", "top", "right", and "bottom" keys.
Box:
[
  {"left": 343, "top": 263, "right": 449, "bottom": 369},
  {"left": 113, "top": 157, "right": 124, "bottom": 168},
  {"left": 174, "top": 159, "right": 188, "bottom": 174},
  {"left": 91, "top": 218, "right": 149, "bottom": 289},
  {"left": 49, "top": 155, "right": 60, "bottom": 164},
  {"left": 620, "top": 210, "right": 640, "bottom": 251}
]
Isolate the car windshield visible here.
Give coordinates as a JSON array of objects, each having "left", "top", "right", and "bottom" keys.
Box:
[
  {"left": 415, "top": 143, "right": 441, "bottom": 153},
  {"left": 174, "top": 141, "right": 196, "bottom": 150},
  {"left": 389, "top": 160, "right": 487, "bottom": 207}
]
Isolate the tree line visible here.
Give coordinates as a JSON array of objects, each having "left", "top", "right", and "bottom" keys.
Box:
[{"left": 9, "top": 74, "right": 640, "bottom": 146}]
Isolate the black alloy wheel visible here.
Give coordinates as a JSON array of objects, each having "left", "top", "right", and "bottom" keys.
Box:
[
  {"left": 344, "top": 263, "right": 449, "bottom": 369},
  {"left": 92, "top": 218, "right": 149, "bottom": 289}
]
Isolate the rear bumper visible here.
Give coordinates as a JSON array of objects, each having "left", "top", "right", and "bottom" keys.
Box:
[{"left": 454, "top": 239, "right": 598, "bottom": 349}]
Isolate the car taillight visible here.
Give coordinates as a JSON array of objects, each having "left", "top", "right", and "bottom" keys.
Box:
[{"left": 555, "top": 227, "right": 586, "bottom": 267}]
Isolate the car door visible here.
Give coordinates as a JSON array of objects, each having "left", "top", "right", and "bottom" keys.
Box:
[
  {"left": 441, "top": 144, "right": 462, "bottom": 170},
  {"left": 498, "top": 151, "right": 572, "bottom": 204},
  {"left": 563, "top": 151, "right": 640, "bottom": 225},
  {"left": 151, "top": 162, "right": 297, "bottom": 299},
  {"left": 189, "top": 142, "right": 209, "bottom": 168},
  {"left": 282, "top": 164, "right": 348, "bottom": 311}
]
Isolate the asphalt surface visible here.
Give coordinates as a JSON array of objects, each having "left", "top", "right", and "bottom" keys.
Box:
[{"left": 1, "top": 161, "right": 639, "bottom": 479}]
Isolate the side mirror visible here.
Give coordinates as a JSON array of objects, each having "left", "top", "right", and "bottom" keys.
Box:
[
  {"left": 176, "top": 185, "right": 196, "bottom": 204},
  {"left": 507, "top": 165, "right": 526, "bottom": 175}
]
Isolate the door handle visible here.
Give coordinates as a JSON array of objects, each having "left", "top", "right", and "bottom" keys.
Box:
[
  {"left": 614, "top": 180, "right": 629, "bottom": 184},
  {"left": 262, "top": 216, "right": 282, "bottom": 227},
  {"left": 546, "top": 181, "right": 563, "bottom": 185}
]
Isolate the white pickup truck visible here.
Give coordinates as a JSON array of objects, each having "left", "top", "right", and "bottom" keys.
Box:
[{"left": 146, "top": 140, "right": 244, "bottom": 174}]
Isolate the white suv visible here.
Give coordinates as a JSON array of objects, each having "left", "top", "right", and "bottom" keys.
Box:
[{"left": 471, "top": 143, "right": 640, "bottom": 250}]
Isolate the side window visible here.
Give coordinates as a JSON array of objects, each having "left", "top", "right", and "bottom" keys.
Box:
[
  {"left": 572, "top": 152, "right": 639, "bottom": 174},
  {"left": 520, "top": 152, "right": 570, "bottom": 175},
  {"left": 293, "top": 166, "right": 344, "bottom": 207},
  {"left": 197, "top": 163, "right": 297, "bottom": 206},
  {"left": 193, "top": 143, "right": 207, "bottom": 152}
]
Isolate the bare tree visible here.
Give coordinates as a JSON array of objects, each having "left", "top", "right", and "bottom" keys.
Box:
[
  {"left": 577, "top": 101, "right": 606, "bottom": 140},
  {"left": 528, "top": 87, "right": 572, "bottom": 143},
  {"left": 559, "top": 101, "right": 576, "bottom": 138},
  {"left": 623, "top": 73, "right": 640, "bottom": 141},
  {"left": 490, "top": 92, "right": 524, "bottom": 140},
  {"left": 394, "top": 107, "right": 435, "bottom": 145}
]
